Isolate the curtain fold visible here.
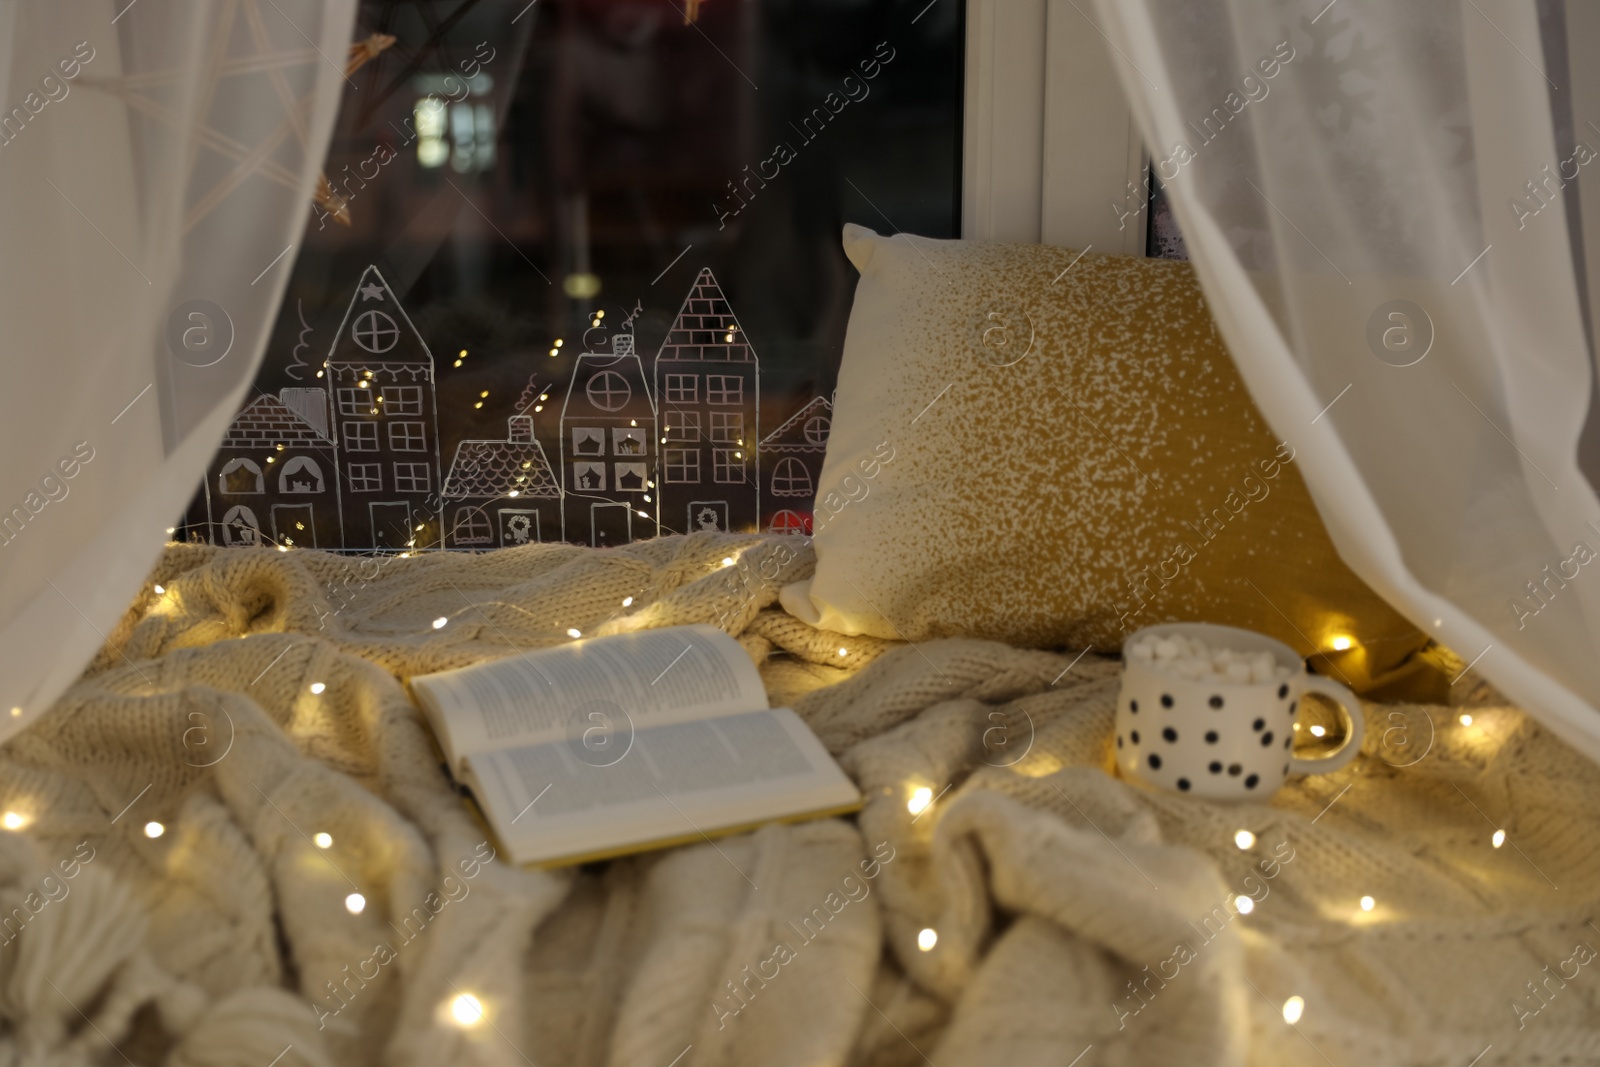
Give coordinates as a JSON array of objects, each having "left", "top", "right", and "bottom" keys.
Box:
[
  {"left": 0, "top": 0, "right": 357, "bottom": 738},
  {"left": 1091, "top": 0, "right": 1600, "bottom": 760}
]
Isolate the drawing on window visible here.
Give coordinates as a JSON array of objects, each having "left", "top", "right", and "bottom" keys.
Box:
[
  {"left": 769, "top": 456, "right": 812, "bottom": 497},
  {"left": 612, "top": 428, "right": 649, "bottom": 455},
  {"left": 572, "top": 427, "right": 606, "bottom": 456},
  {"left": 452, "top": 505, "right": 491, "bottom": 545},
  {"left": 349, "top": 463, "right": 382, "bottom": 492},
  {"left": 614, "top": 463, "right": 647, "bottom": 492},
  {"left": 712, "top": 447, "right": 744, "bottom": 483},
  {"left": 352, "top": 309, "right": 401, "bottom": 354},
  {"left": 381, "top": 385, "right": 423, "bottom": 414},
  {"left": 219, "top": 458, "right": 264, "bottom": 496},
  {"left": 663, "top": 448, "right": 700, "bottom": 483},
  {"left": 221, "top": 504, "right": 260, "bottom": 545},
  {"left": 665, "top": 373, "right": 697, "bottom": 403},
  {"left": 337, "top": 388, "right": 376, "bottom": 416},
  {"left": 585, "top": 371, "right": 631, "bottom": 411},
  {"left": 803, "top": 415, "right": 831, "bottom": 445},
  {"left": 708, "top": 411, "right": 743, "bottom": 442},
  {"left": 573, "top": 462, "right": 606, "bottom": 491},
  {"left": 278, "top": 456, "right": 325, "bottom": 494},
  {"left": 706, "top": 375, "right": 743, "bottom": 405},
  {"left": 394, "top": 463, "right": 430, "bottom": 493},
  {"left": 389, "top": 421, "right": 427, "bottom": 451},
  {"left": 664, "top": 411, "right": 701, "bottom": 441},
  {"left": 345, "top": 422, "right": 379, "bottom": 451}
]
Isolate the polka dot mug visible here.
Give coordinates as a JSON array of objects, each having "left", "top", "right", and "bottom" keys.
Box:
[{"left": 1114, "top": 622, "right": 1364, "bottom": 801}]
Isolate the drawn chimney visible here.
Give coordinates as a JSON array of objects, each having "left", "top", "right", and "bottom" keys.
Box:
[{"left": 508, "top": 414, "right": 534, "bottom": 443}]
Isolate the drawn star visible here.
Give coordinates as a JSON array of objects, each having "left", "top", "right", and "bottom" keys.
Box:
[{"left": 359, "top": 282, "right": 386, "bottom": 301}]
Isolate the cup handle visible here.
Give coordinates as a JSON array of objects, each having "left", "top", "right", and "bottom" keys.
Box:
[{"left": 1289, "top": 675, "right": 1366, "bottom": 776}]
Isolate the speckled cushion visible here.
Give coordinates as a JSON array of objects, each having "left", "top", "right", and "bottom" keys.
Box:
[{"left": 780, "top": 225, "right": 1424, "bottom": 689}]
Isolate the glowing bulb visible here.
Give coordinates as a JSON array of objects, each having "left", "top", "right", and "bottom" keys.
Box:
[
  {"left": 450, "top": 993, "right": 485, "bottom": 1027},
  {"left": 1330, "top": 636, "right": 1353, "bottom": 651},
  {"left": 454, "top": 360, "right": 463, "bottom": 367},
  {"left": 917, "top": 928, "right": 938, "bottom": 951},
  {"left": 539, "top": 393, "right": 549, "bottom": 401},
  {"left": 153, "top": 584, "right": 165, "bottom": 594},
  {"left": 143, "top": 821, "right": 164, "bottom": 839},
  {"left": 358, "top": 380, "right": 369, "bottom": 388},
  {"left": 838, "top": 648, "right": 848, "bottom": 657},
  {"left": 1234, "top": 894, "right": 1255, "bottom": 915},
  {"left": 1234, "top": 830, "right": 1256, "bottom": 850},
  {"left": 314, "top": 832, "right": 333, "bottom": 849},
  {"left": 473, "top": 402, "right": 483, "bottom": 409},
  {"left": 1309, "top": 725, "right": 1326, "bottom": 737},
  {"left": 1359, "top": 895, "right": 1374, "bottom": 911},
  {"left": 1492, "top": 829, "right": 1506, "bottom": 848},
  {"left": 534, "top": 405, "right": 543, "bottom": 412},
  {"left": 630, "top": 419, "right": 637, "bottom": 427},
  {"left": 724, "top": 333, "right": 735, "bottom": 343},
  {"left": 1282, "top": 995, "right": 1305, "bottom": 1024},
  {"left": 907, "top": 787, "right": 933, "bottom": 816},
  {"left": 1459, "top": 714, "right": 1473, "bottom": 726},
  {"left": 637, "top": 510, "right": 649, "bottom": 518},
  {"left": 555, "top": 339, "right": 564, "bottom": 348},
  {"left": 266, "top": 456, "right": 275, "bottom": 464},
  {"left": 548, "top": 349, "right": 558, "bottom": 358},
  {"left": 480, "top": 391, "right": 489, "bottom": 399},
  {"left": 345, "top": 892, "right": 366, "bottom": 915},
  {"left": 622, "top": 597, "right": 633, "bottom": 607},
  {"left": 1, "top": 812, "right": 25, "bottom": 831},
  {"left": 721, "top": 557, "right": 735, "bottom": 567},
  {"left": 567, "top": 628, "right": 582, "bottom": 639},
  {"left": 433, "top": 617, "right": 448, "bottom": 630},
  {"left": 459, "top": 349, "right": 467, "bottom": 357},
  {"left": 166, "top": 527, "right": 176, "bottom": 534},
  {"left": 8, "top": 708, "right": 19, "bottom": 718},
  {"left": 310, "top": 682, "right": 326, "bottom": 695},
  {"left": 509, "top": 491, "right": 520, "bottom": 498}
]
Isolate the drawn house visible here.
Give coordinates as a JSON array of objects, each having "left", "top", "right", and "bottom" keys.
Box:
[
  {"left": 325, "top": 265, "right": 443, "bottom": 552},
  {"left": 559, "top": 329, "right": 657, "bottom": 547},
  {"left": 759, "top": 395, "right": 831, "bottom": 534},
  {"left": 652, "top": 269, "right": 759, "bottom": 537},
  {"left": 440, "top": 415, "right": 561, "bottom": 548},
  {"left": 203, "top": 389, "right": 343, "bottom": 549}
]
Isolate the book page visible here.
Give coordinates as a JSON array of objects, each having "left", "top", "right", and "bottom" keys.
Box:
[
  {"left": 412, "top": 625, "right": 766, "bottom": 770},
  {"left": 463, "top": 708, "right": 860, "bottom": 866}
]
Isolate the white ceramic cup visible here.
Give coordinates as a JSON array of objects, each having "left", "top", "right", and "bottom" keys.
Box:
[{"left": 1114, "top": 622, "right": 1365, "bottom": 800}]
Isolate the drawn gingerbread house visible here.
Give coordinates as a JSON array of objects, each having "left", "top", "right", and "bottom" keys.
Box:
[
  {"left": 652, "top": 269, "right": 760, "bottom": 537},
  {"left": 203, "top": 388, "right": 342, "bottom": 549},
  {"left": 559, "top": 329, "right": 658, "bottom": 546},
  {"left": 441, "top": 415, "right": 561, "bottom": 548},
  {"left": 325, "top": 266, "right": 443, "bottom": 552},
  {"left": 758, "top": 395, "right": 831, "bottom": 534}
]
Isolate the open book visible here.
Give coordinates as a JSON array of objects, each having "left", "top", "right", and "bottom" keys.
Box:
[{"left": 411, "top": 625, "right": 861, "bottom": 866}]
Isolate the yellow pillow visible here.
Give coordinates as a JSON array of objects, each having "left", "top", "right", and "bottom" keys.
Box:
[{"left": 779, "top": 226, "right": 1424, "bottom": 691}]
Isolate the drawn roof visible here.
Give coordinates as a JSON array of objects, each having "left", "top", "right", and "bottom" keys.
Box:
[
  {"left": 562, "top": 336, "right": 657, "bottom": 421},
  {"left": 441, "top": 436, "right": 560, "bottom": 499},
  {"left": 326, "top": 265, "right": 433, "bottom": 367},
  {"left": 219, "top": 394, "right": 331, "bottom": 447},
  {"left": 760, "top": 396, "right": 832, "bottom": 451},
  {"left": 656, "top": 268, "right": 756, "bottom": 363}
]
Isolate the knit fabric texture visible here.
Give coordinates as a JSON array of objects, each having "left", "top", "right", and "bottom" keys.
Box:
[{"left": 0, "top": 532, "right": 1596, "bottom": 1066}]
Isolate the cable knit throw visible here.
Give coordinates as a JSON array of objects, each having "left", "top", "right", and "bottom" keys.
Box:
[{"left": 1, "top": 533, "right": 1598, "bottom": 1066}]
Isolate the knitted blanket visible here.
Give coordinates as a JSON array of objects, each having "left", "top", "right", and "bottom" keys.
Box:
[{"left": 2, "top": 533, "right": 1598, "bottom": 1067}]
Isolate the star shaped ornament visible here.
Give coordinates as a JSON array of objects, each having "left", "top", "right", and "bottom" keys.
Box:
[
  {"left": 359, "top": 281, "right": 386, "bottom": 301},
  {"left": 80, "top": 3, "right": 393, "bottom": 231}
]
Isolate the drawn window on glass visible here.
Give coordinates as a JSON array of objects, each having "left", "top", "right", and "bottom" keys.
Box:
[
  {"left": 394, "top": 463, "right": 430, "bottom": 493},
  {"left": 664, "top": 411, "right": 700, "bottom": 441},
  {"left": 382, "top": 385, "right": 423, "bottom": 415},
  {"left": 586, "top": 371, "right": 631, "bottom": 411},
  {"left": 769, "top": 509, "right": 808, "bottom": 534},
  {"left": 665, "top": 374, "right": 697, "bottom": 403},
  {"left": 219, "top": 458, "right": 264, "bottom": 496},
  {"left": 572, "top": 428, "right": 606, "bottom": 456},
  {"left": 221, "top": 505, "right": 260, "bottom": 545},
  {"left": 712, "top": 447, "right": 744, "bottom": 483},
  {"left": 706, "top": 376, "right": 742, "bottom": 405},
  {"left": 709, "top": 411, "right": 743, "bottom": 443},
  {"left": 770, "top": 457, "right": 812, "bottom": 497},
  {"left": 614, "top": 463, "right": 647, "bottom": 492},
  {"left": 453, "top": 506, "right": 491, "bottom": 545},
  {"left": 349, "top": 463, "right": 382, "bottom": 492},
  {"left": 803, "top": 415, "right": 831, "bottom": 445},
  {"left": 279, "top": 456, "right": 325, "bottom": 494},
  {"left": 337, "top": 388, "right": 376, "bottom": 416},
  {"left": 345, "top": 422, "right": 379, "bottom": 451},
  {"left": 573, "top": 462, "right": 606, "bottom": 491},
  {"left": 389, "top": 421, "right": 426, "bottom": 451},
  {"left": 352, "top": 310, "right": 400, "bottom": 353},
  {"left": 609, "top": 428, "right": 645, "bottom": 456},
  {"left": 663, "top": 448, "right": 700, "bottom": 483}
]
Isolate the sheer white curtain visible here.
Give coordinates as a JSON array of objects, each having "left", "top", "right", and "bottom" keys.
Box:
[
  {"left": 0, "top": 0, "right": 355, "bottom": 737},
  {"left": 1090, "top": 0, "right": 1600, "bottom": 760}
]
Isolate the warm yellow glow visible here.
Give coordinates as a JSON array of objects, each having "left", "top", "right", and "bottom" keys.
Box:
[
  {"left": 567, "top": 628, "right": 582, "bottom": 639},
  {"left": 1492, "top": 829, "right": 1506, "bottom": 848},
  {"left": 1309, "top": 725, "right": 1326, "bottom": 738},
  {"left": 1234, "top": 830, "right": 1256, "bottom": 850},
  {"left": 144, "top": 821, "right": 165, "bottom": 839},
  {"left": 1234, "top": 894, "right": 1255, "bottom": 915},
  {"left": 636, "top": 510, "right": 649, "bottom": 518},
  {"left": 630, "top": 419, "right": 637, "bottom": 427},
  {"left": 473, "top": 402, "right": 483, "bottom": 409},
  {"left": 1282, "top": 996, "right": 1305, "bottom": 1024},
  {"left": 508, "top": 491, "right": 520, "bottom": 498},
  {"left": 622, "top": 597, "right": 634, "bottom": 607},
  {"left": 917, "top": 928, "right": 938, "bottom": 951},
  {"left": 450, "top": 993, "right": 485, "bottom": 1027},
  {"left": 8, "top": 708, "right": 19, "bottom": 719},
  {"left": 2, "top": 812, "right": 26, "bottom": 831},
  {"left": 153, "top": 584, "right": 165, "bottom": 595},
  {"left": 433, "top": 617, "right": 448, "bottom": 630},
  {"left": 1459, "top": 714, "right": 1473, "bottom": 726},
  {"left": 1359, "top": 895, "right": 1375, "bottom": 912},
  {"left": 721, "top": 557, "right": 735, "bottom": 567},
  {"left": 539, "top": 393, "right": 549, "bottom": 401},
  {"left": 454, "top": 360, "right": 463, "bottom": 367},
  {"left": 907, "top": 787, "right": 933, "bottom": 816},
  {"left": 310, "top": 682, "right": 326, "bottom": 695},
  {"left": 358, "top": 380, "right": 369, "bottom": 388},
  {"left": 313, "top": 832, "right": 333, "bottom": 849},
  {"left": 1330, "top": 636, "right": 1353, "bottom": 651},
  {"left": 265, "top": 456, "right": 275, "bottom": 464},
  {"left": 459, "top": 349, "right": 468, "bottom": 358},
  {"left": 554, "top": 339, "right": 564, "bottom": 348},
  {"left": 345, "top": 892, "right": 366, "bottom": 915},
  {"left": 838, "top": 648, "right": 848, "bottom": 657}
]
